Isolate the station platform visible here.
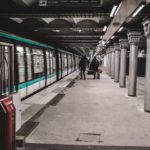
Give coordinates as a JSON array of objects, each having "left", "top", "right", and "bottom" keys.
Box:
[{"left": 21, "top": 71, "right": 150, "bottom": 150}]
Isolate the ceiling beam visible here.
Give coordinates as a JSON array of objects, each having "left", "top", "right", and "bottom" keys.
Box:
[
  {"left": 45, "top": 35, "right": 100, "bottom": 38},
  {"left": 35, "top": 27, "right": 104, "bottom": 31},
  {"left": 57, "top": 40, "right": 98, "bottom": 43},
  {"left": 62, "top": 43, "right": 97, "bottom": 47},
  {"left": 103, "top": 0, "right": 146, "bottom": 41}
]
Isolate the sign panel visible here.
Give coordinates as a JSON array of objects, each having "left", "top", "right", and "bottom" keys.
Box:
[{"left": 39, "top": 0, "right": 102, "bottom": 7}]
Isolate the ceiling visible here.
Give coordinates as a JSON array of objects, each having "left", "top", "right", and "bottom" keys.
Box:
[{"left": 0, "top": 0, "right": 149, "bottom": 56}]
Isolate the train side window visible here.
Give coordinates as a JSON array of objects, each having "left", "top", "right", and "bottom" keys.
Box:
[
  {"left": 16, "top": 46, "right": 25, "bottom": 83},
  {"left": 52, "top": 52, "right": 56, "bottom": 74},
  {"left": 25, "top": 47, "right": 32, "bottom": 80},
  {"left": 33, "top": 49, "right": 44, "bottom": 78},
  {"left": 59, "top": 52, "right": 62, "bottom": 73},
  {"left": 63, "top": 54, "right": 67, "bottom": 70},
  {"left": 50, "top": 51, "right": 53, "bottom": 74},
  {"left": 46, "top": 51, "right": 50, "bottom": 75},
  {"left": 68, "top": 55, "right": 71, "bottom": 68}
]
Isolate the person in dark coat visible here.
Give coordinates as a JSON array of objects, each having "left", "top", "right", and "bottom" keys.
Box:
[
  {"left": 79, "top": 55, "right": 87, "bottom": 80},
  {"left": 89, "top": 56, "right": 100, "bottom": 79}
]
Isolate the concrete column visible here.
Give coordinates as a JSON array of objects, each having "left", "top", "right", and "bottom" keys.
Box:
[
  {"left": 119, "top": 39, "right": 128, "bottom": 88},
  {"left": 106, "top": 51, "right": 109, "bottom": 74},
  {"left": 111, "top": 47, "right": 115, "bottom": 79},
  {"left": 108, "top": 49, "right": 112, "bottom": 76},
  {"left": 127, "top": 31, "right": 141, "bottom": 96},
  {"left": 143, "top": 18, "right": 150, "bottom": 112},
  {"left": 114, "top": 43, "right": 120, "bottom": 82}
]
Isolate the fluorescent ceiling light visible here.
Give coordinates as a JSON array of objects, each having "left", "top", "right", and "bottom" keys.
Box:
[
  {"left": 102, "top": 41, "right": 105, "bottom": 45},
  {"left": 111, "top": 36, "right": 115, "bottom": 39},
  {"left": 78, "top": 29, "right": 82, "bottom": 32},
  {"left": 114, "top": 2, "right": 122, "bottom": 16},
  {"left": 132, "top": 4, "right": 145, "bottom": 17},
  {"left": 118, "top": 26, "right": 124, "bottom": 32},
  {"left": 53, "top": 30, "right": 60, "bottom": 33},
  {"left": 103, "top": 26, "right": 107, "bottom": 32},
  {"left": 9, "top": 17, "right": 23, "bottom": 24},
  {"left": 110, "top": 5, "right": 118, "bottom": 17}
]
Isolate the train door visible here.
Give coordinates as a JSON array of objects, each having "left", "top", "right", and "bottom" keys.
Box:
[
  {"left": 46, "top": 50, "right": 51, "bottom": 85},
  {"left": 25, "top": 47, "right": 33, "bottom": 96},
  {"left": 50, "top": 51, "right": 57, "bottom": 83},
  {"left": 0, "top": 43, "right": 14, "bottom": 97},
  {"left": 58, "top": 52, "right": 62, "bottom": 79}
]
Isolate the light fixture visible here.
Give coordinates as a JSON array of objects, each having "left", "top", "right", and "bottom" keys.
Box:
[
  {"left": 103, "top": 26, "right": 107, "bottom": 32},
  {"left": 55, "top": 30, "right": 60, "bottom": 33},
  {"left": 114, "top": 2, "right": 122, "bottom": 16},
  {"left": 102, "top": 40, "right": 106, "bottom": 45},
  {"left": 111, "top": 36, "right": 115, "bottom": 39},
  {"left": 78, "top": 29, "right": 82, "bottom": 32},
  {"left": 132, "top": 4, "right": 145, "bottom": 17},
  {"left": 100, "top": 35, "right": 103, "bottom": 39},
  {"left": 110, "top": 5, "right": 118, "bottom": 17},
  {"left": 5, "top": 46, "right": 9, "bottom": 50},
  {"left": 118, "top": 26, "right": 124, "bottom": 32}
]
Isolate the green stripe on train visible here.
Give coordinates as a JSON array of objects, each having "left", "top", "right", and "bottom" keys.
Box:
[
  {"left": 0, "top": 31, "right": 54, "bottom": 49},
  {"left": 18, "top": 73, "right": 57, "bottom": 90}
]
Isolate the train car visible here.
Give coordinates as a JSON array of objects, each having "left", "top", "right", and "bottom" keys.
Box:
[
  {"left": 57, "top": 49, "right": 78, "bottom": 79},
  {"left": 0, "top": 31, "right": 79, "bottom": 100}
]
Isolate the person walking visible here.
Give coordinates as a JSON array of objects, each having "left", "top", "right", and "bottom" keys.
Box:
[
  {"left": 89, "top": 56, "right": 100, "bottom": 79},
  {"left": 79, "top": 55, "right": 87, "bottom": 80}
]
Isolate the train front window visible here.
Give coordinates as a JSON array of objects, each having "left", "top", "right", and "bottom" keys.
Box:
[
  {"left": 17, "top": 46, "right": 25, "bottom": 83},
  {"left": 33, "top": 49, "right": 44, "bottom": 78}
]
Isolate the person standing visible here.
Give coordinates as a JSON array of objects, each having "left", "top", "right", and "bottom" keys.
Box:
[
  {"left": 79, "top": 55, "right": 87, "bottom": 80},
  {"left": 90, "top": 56, "right": 100, "bottom": 79}
]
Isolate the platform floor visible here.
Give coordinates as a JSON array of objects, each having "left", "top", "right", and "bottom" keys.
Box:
[{"left": 25, "top": 72, "right": 150, "bottom": 149}]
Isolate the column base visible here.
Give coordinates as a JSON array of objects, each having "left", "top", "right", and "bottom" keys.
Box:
[
  {"left": 119, "top": 85, "right": 126, "bottom": 88},
  {"left": 128, "top": 94, "right": 136, "bottom": 97},
  {"left": 144, "top": 105, "right": 150, "bottom": 112},
  {"left": 144, "top": 110, "right": 150, "bottom": 113}
]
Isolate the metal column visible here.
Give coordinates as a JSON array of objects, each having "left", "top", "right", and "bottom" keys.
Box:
[
  {"left": 108, "top": 49, "right": 112, "bottom": 76},
  {"left": 114, "top": 43, "right": 120, "bottom": 82},
  {"left": 127, "top": 31, "right": 141, "bottom": 96},
  {"left": 119, "top": 39, "right": 128, "bottom": 88},
  {"left": 143, "top": 19, "right": 150, "bottom": 112},
  {"left": 111, "top": 47, "right": 115, "bottom": 79}
]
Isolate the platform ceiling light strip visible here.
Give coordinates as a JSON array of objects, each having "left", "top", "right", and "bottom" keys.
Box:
[
  {"left": 103, "top": 26, "right": 107, "bottom": 32},
  {"left": 118, "top": 26, "right": 124, "bottom": 32},
  {"left": 114, "top": 2, "right": 122, "bottom": 16},
  {"left": 0, "top": 31, "right": 54, "bottom": 49},
  {"left": 111, "top": 36, "right": 115, "bottom": 39},
  {"left": 9, "top": 17, "right": 23, "bottom": 24},
  {"left": 132, "top": 4, "right": 145, "bottom": 17},
  {"left": 110, "top": 5, "right": 118, "bottom": 17}
]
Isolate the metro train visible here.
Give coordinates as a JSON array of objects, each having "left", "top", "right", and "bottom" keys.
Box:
[{"left": 0, "top": 31, "right": 80, "bottom": 99}]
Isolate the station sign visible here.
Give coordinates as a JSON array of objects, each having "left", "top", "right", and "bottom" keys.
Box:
[{"left": 39, "top": 0, "right": 102, "bottom": 7}]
